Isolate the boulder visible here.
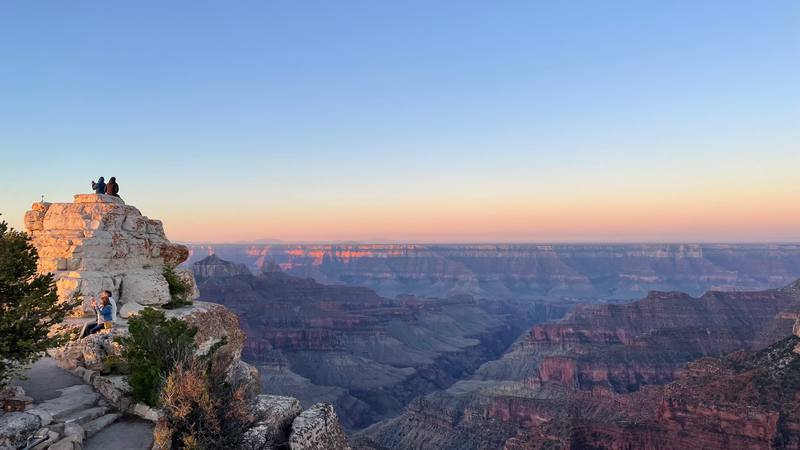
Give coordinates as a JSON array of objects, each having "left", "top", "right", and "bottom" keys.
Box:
[
  {"left": 166, "top": 301, "right": 246, "bottom": 361},
  {"left": 243, "top": 395, "right": 303, "bottom": 449},
  {"left": 52, "top": 333, "right": 121, "bottom": 373},
  {"left": 289, "top": 403, "right": 350, "bottom": 450}
]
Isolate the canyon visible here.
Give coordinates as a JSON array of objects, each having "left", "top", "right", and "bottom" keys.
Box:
[
  {"left": 185, "top": 243, "right": 800, "bottom": 301},
  {"left": 190, "top": 255, "right": 570, "bottom": 430},
  {"left": 354, "top": 280, "right": 800, "bottom": 449}
]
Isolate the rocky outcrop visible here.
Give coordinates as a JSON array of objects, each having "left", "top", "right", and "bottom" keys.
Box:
[
  {"left": 243, "top": 396, "right": 350, "bottom": 450},
  {"left": 185, "top": 243, "right": 800, "bottom": 300},
  {"left": 289, "top": 403, "right": 350, "bottom": 450},
  {"left": 24, "top": 194, "right": 194, "bottom": 317},
  {"left": 8, "top": 194, "right": 352, "bottom": 449}
]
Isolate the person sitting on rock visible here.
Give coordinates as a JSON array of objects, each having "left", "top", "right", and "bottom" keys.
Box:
[
  {"left": 87, "top": 296, "right": 113, "bottom": 335},
  {"left": 91, "top": 176, "right": 106, "bottom": 194},
  {"left": 80, "top": 290, "right": 116, "bottom": 338},
  {"left": 105, "top": 177, "right": 120, "bottom": 197}
]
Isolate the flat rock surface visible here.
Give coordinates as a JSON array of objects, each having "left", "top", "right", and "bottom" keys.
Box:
[
  {"left": 84, "top": 417, "right": 153, "bottom": 450},
  {"left": 11, "top": 357, "right": 83, "bottom": 402}
]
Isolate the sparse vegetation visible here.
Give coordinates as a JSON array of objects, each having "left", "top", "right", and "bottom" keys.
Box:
[
  {"left": 163, "top": 264, "right": 193, "bottom": 309},
  {"left": 0, "top": 219, "right": 80, "bottom": 389},
  {"left": 117, "top": 307, "right": 197, "bottom": 406},
  {"left": 154, "top": 339, "right": 253, "bottom": 450}
]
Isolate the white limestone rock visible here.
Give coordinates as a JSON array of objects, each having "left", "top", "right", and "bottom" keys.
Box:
[{"left": 24, "top": 194, "right": 192, "bottom": 316}]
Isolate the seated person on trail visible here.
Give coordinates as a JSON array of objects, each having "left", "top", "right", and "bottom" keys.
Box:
[
  {"left": 105, "top": 177, "right": 120, "bottom": 197},
  {"left": 87, "top": 297, "right": 113, "bottom": 335},
  {"left": 80, "top": 290, "right": 117, "bottom": 338},
  {"left": 91, "top": 177, "right": 106, "bottom": 194}
]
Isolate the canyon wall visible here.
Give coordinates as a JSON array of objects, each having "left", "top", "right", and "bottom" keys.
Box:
[
  {"left": 185, "top": 243, "right": 800, "bottom": 301},
  {"left": 191, "top": 255, "right": 570, "bottom": 430},
  {"left": 355, "top": 280, "right": 800, "bottom": 450}
]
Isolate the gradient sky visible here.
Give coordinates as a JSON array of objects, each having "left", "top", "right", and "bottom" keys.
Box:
[{"left": 1, "top": 1, "right": 798, "bottom": 243}]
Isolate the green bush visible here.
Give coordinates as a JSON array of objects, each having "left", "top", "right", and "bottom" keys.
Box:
[
  {"left": 163, "top": 265, "right": 192, "bottom": 309},
  {"left": 117, "top": 307, "right": 197, "bottom": 406},
  {"left": 0, "top": 219, "right": 80, "bottom": 389}
]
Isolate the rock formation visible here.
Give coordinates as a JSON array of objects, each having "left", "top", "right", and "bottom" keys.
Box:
[
  {"left": 192, "top": 253, "right": 251, "bottom": 282},
  {"left": 24, "top": 194, "right": 195, "bottom": 317},
  {"left": 355, "top": 281, "right": 800, "bottom": 450},
  {"left": 185, "top": 243, "right": 800, "bottom": 300},
  {"left": 2, "top": 194, "right": 352, "bottom": 450}
]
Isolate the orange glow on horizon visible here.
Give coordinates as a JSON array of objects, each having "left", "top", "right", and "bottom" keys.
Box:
[{"left": 161, "top": 188, "right": 800, "bottom": 243}]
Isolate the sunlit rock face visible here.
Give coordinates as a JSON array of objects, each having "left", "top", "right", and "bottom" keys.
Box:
[{"left": 24, "top": 193, "right": 194, "bottom": 317}]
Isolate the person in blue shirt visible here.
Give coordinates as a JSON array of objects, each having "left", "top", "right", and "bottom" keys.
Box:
[
  {"left": 87, "top": 297, "right": 113, "bottom": 335},
  {"left": 79, "top": 290, "right": 117, "bottom": 338},
  {"left": 91, "top": 177, "right": 106, "bottom": 195}
]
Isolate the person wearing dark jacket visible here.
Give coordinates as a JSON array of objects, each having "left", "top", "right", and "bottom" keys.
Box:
[
  {"left": 91, "top": 177, "right": 106, "bottom": 194},
  {"left": 105, "top": 177, "right": 120, "bottom": 197}
]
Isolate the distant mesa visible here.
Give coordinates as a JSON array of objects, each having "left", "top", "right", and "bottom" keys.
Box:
[{"left": 192, "top": 254, "right": 252, "bottom": 281}]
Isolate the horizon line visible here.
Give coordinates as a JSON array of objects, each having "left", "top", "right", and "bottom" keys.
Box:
[{"left": 177, "top": 240, "right": 800, "bottom": 246}]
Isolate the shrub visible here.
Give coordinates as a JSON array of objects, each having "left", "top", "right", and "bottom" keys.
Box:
[
  {"left": 0, "top": 219, "right": 80, "bottom": 389},
  {"left": 154, "top": 340, "right": 253, "bottom": 450},
  {"left": 163, "top": 265, "right": 193, "bottom": 309},
  {"left": 117, "top": 308, "right": 197, "bottom": 406}
]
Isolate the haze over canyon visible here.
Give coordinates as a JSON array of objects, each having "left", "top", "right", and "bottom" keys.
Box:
[
  {"left": 184, "top": 246, "right": 800, "bottom": 449},
  {"left": 185, "top": 244, "right": 800, "bottom": 301}
]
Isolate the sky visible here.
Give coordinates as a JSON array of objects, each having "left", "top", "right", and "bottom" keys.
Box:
[{"left": 1, "top": 1, "right": 798, "bottom": 243}]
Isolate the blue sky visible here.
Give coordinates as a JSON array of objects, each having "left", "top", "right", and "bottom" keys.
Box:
[{"left": 1, "top": 2, "right": 798, "bottom": 242}]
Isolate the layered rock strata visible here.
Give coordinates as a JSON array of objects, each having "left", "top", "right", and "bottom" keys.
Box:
[
  {"left": 185, "top": 243, "right": 800, "bottom": 300},
  {"left": 356, "top": 281, "right": 800, "bottom": 450},
  {"left": 191, "top": 256, "right": 570, "bottom": 430}
]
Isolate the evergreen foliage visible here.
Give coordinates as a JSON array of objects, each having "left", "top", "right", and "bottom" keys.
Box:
[
  {"left": 0, "top": 219, "right": 79, "bottom": 388},
  {"left": 162, "top": 265, "right": 192, "bottom": 309},
  {"left": 117, "top": 307, "right": 197, "bottom": 406}
]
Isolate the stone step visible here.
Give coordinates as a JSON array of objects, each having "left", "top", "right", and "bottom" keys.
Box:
[
  {"left": 60, "top": 406, "right": 110, "bottom": 425},
  {"left": 83, "top": 413, "right": 121, "bottom": 438},
  {"left": 30, "top": 385, "right": 101, "bottom": 420}
]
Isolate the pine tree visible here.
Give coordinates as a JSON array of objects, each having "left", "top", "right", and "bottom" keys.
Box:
[{"left": 0, "top": 218, "right": 79, "bottom": 388}]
